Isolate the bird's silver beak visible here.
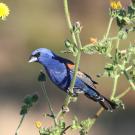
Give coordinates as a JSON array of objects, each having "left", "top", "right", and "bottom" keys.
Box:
[{"left": 28, "top": 56, "right": 38, "bottom": 63}]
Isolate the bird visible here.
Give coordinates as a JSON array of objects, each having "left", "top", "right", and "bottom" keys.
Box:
[{"left": 29, "top": 48, "right": 117, "bottom": 111}]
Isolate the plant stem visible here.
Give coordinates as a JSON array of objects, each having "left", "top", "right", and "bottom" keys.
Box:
[
  {"left": 64, "top": 0, "right": 77, "bottom": 45},
  {"left": 90, "top": 75, "right": 119, "bottom": 130},
  {"left": 41, "top": 82, "right": 57, "bottom": 125},
  {"left": 116, "top": 87, "right": 130, "bottom": 99},
  {"left": 94, "top": 107, "right": 104, "bottom": 118},
  {"left": 111, "top": 75, "right": 119, "bottom": 99},
  {"left": 63, "top": 0, "right": 82, "bottom": 94},
  {"left": 105, "top": 17, "right": 113, "bottom": 38},
  {"left": 56, "top": 49, "right": 81, "bottom": 120},
  {"left": 126, "top": 66, "right": 133, "bottom": 71},
  {"left": 65, "top": 51, "right": 81, "bottom": 100},
  {"left": 88, "top": 107, "right": 104, "bottom": 131},
  {"left": 111, "top": 38, "right": 120, "bottom": 99},
  {"left": 61, "top": 125, "right": 71, "bottom": 135},
  {"left": 56, "top": 0, "right": 82, "bottom": 120},
  {"left": 15, "top": 115, "right": 25, "bottom": 135},
  {"left": 76, "top": 32, "right": 82, "bottom": 49},
  {"left": 63, "top": 0, "right": 81, "bottom": 95},
  {"left": 116, "top": 39, "right": 120, "bottom": 49},
  {"left": 76, "top": 16, "right": 114, "bottom": 132}
]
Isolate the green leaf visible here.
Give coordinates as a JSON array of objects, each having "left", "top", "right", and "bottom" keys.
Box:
[
  {"left": 82, "top": 45, "right": 98, "bottom": 55},
  {"left": 116, "top": 16, "right": 126, "bottom": 29},
  {"left": 20, "top": 105, "right": 28, "bottom": 115},
  {"left": 71, "top": 116, "right": 80, "bottom": 130},
  {"left": 32, "top": 94, "right": 38, "bottom": 103},
  {"left": 130, "top": 69, "right": 135, "bottom": 82},
  {"left": 104, "top": 63, "right": 115, "bottom": 78},
  {"left": 64, "top": 40, "right": 78, "bottom": 56},
  {"left": 79, "top": 118, "right": 95, "bottom": 135},
  {"left": 24, "top": 95, "right": 33, "bottom": 105},
  {"left": 58, "top": 119, "right": 66, "bottom": 129},
  {"left": 65, "top": 40, "right": 72, "bottom": 48},
  {"left": 39, "top": 128, "right": 50, "bottom": 135},
  {"left": 128, "top": 5, "right": 135, "bottom": 17},
  {"left": 118, "top": 30, "right": 127, "bottom": 40},
  {"left": 112, "top": 98, "right": 125, "bottom": 110}
]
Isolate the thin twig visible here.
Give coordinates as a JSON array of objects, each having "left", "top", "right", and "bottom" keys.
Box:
[
  {"left": 111, "top": 75, "right": 119, "bottom": 100},
  {"left": 116, "top": 87, "right": 130, "bottom": 99},
  {"left": 76, "top": 32, "right": 82, "bottom": 49},
  {"left": 111, "top": 38, "right": 120, "bottom": 99},
  {"left": 94, "top": 107, "right": 104, "bottom": 119},
  {"left": 56, "top": 0, "right": 82, "bottom": 120},
  {"left": 105, "top": 17, "right": 113, "bottom": 38},
  {"left": 41, "top": 82, "right": 57, "bottom": 125},
  {"left": 61, "top": 125, "right": 71, "bottom": 135},
  {"left": 64, "top": 0, "right": 77, "bottom": 45},
  {"left": 90, "top": 17, "right": 116, "bottom": 130},
  {"left": 15, "top": 115, "right": 25, "bottom": 135}
]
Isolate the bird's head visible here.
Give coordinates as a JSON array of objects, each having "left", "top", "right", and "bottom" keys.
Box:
[{"left": 28, "top": 48, "right": 55, "bottom": 64}]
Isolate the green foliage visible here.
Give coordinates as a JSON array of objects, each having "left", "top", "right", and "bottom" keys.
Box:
[
  {"left": 79, "top": 118, "right": 95, "bottom": 135},
  {"left": 82, "top": 2, "right": 135, "bottom": 91},
  {"left": 38, "top": 117, "right": 95, "bottom": 135},
  {"left": 39, "top": 119, "right": 66, "bottom": 135},
  {"left": 71, "top": 116, "right": 95, "bottom": 135},
  {"left": 109, "top": 1, "right": 135, "bottom": 29},
  {"left": 15, "top": 93, "right": 38, "bottom": 135},
  {"left": 63, "top": 39, "right": 78, "bottom": 56},
  {"left": 82, "top": 38, "right": 113, "bottom": 57},
  {"left": 71, "top": 116, "right": 81, "bottom": 130},
  {"left": 112, "top": 98, "right": 125, "bottom": 109},
  {"left": 20, "top": 94, "right": 38, "bottom": 115}
]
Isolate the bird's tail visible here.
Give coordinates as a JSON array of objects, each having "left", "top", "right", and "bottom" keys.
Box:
[
  {"left": 98, "top": 95, "right": 117, "bottom": 112},
  {"left": 85, "top": 93, "right": 118, "bottom": 112}
]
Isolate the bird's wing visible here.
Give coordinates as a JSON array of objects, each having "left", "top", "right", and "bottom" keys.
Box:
[
  {"left": 66, "top": 63, "right": 98, "bottom": 89},
  {"left": 76, "top": 71, "right": 97, "bottom": 89}
]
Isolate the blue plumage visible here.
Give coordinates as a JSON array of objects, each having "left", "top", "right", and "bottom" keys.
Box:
[{"left": 29, "top": 48, "right": 117, "bottom": 111}]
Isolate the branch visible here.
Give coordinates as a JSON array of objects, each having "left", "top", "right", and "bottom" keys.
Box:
[
  {"left": 111, "top": 75, "right": 119, "bottom": 99},
  {"left": 94, "top": 107, "right": 104, "bottom": 119},
  {"left": 61, "top": 125, "right": 71, "bottom": 135},
  {"left": 15, "top": 115, "right": 25, "bottom": 135},
  {"left": 64, "top": 0, "right": 77, "bottom": 45},
  {"left": 105, "top": 17, "right": 113, "bottom": 38},
  {"left": 56, "top": 0, "right": 82, "bottom": 120},
  {"left": 116, "top": 87, "right": 130, "bottom": 99},
  {"left": 40, "top": 82, "right": 57, "bottom": 125}
]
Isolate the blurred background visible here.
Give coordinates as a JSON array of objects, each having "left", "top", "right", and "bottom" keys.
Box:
[{"left": 0, "top": 0, "right": 135, "bottom": 135}]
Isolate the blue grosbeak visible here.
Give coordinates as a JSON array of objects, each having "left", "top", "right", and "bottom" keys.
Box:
[{"left": 29, "top": 48, "right": 117, "bottom": 111}]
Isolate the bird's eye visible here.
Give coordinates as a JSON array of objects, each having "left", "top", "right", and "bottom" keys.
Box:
[{"left": 34, "top": 52, "right": 40, "bottom": 58}]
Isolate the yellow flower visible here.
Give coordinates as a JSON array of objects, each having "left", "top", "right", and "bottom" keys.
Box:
[
  {"left": 110, "top": 1, "right": 122, "bottom": 10},
  {"left": 35, "top": 121, "right": 42, "bottom": 129},
  {"left": 0, "top": 3, "right": 10, "bottom": 20}
]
